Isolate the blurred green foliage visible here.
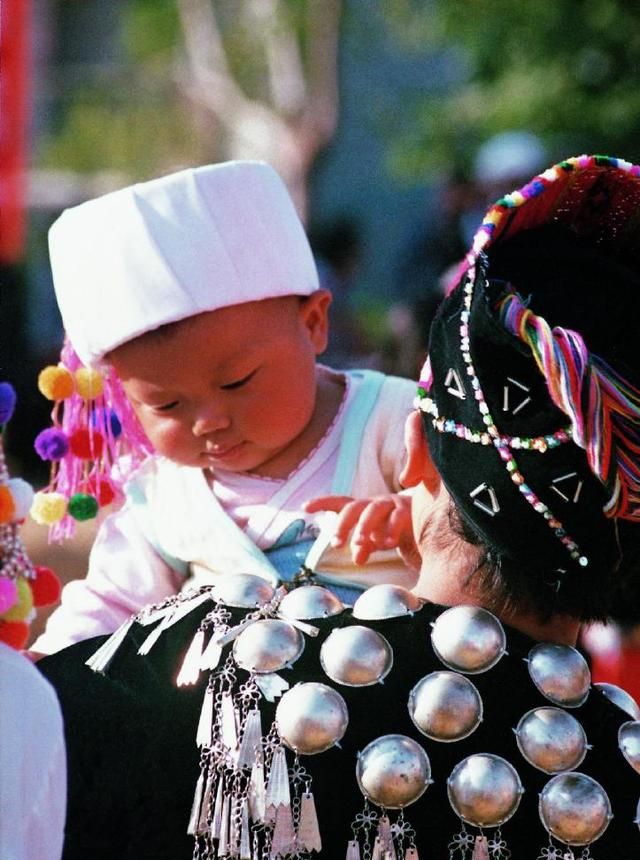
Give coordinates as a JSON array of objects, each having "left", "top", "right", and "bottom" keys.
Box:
[
  {"left": 386, "top": 0, "right": 640, "bottom": 177},
  {"left": 39, "top": 0, "right": 640, "bottom": 181}
]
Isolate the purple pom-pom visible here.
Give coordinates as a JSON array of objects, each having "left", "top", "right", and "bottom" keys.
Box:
[
  {"left": 0, "top": 382, "right": 17, "bottom": 424},
  {"left": 34, "top": 428, "right": 70, "bottom": 461}
]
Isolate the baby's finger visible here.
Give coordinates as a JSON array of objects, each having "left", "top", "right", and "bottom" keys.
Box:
[
  {"left": 375, "top": 505, "right": 409, "bottom": 548},
  {"left": 351, "top": 537, "right": 376, "bottom": 566},
  {"left": 351, "top": 499, "right": 396, "bottom": 547},
  {"left": 331, "top": 500, "right": 369, "bottom": 547},
  {"left": 303, "top": 495, "right": 354, "bottom": 514}
]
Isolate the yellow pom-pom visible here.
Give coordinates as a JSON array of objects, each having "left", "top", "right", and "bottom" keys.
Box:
[
  {"left": 38, "top": 365, "right": 75, "bottom": 401},
  {"left": 75, "top": 367, "right": 104, "bottom": 400},
  {"left": 0, "top": 485, "right": 16, "bottom": 524},
  {"left": 0, "top": 577, "right": 33, "bottom": 622},
  {"left": 30, "top": 491, "right": 67, "bottom": 525}
]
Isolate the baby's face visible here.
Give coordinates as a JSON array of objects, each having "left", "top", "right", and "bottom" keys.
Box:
[{"left": 110, "top": 293, "right": 330, "bottom": 474}]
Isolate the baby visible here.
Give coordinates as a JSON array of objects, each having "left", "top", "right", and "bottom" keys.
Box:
[{"left": 32, "top": 161, "right": 418, "bottom": 655}]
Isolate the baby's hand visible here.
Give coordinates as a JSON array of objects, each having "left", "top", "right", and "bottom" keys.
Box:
[{"left": 303, "top": 493, "right": 418, "bottom": 568}]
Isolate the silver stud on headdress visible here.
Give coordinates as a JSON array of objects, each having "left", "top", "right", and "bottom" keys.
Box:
[
  {"left": 469, "top": 482, "right": 500, "bottom": 517},
  {"left": 502, "top": 377, "right": 531, "bottom": 415},
  {"left": 445, "top": 367, "right": 467, "bottom": 400}
]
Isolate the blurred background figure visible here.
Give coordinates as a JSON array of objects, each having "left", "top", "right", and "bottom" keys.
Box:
[
  {"left": 389, "top": 130, "right": 548, "bottom": 375},
  {"left": 309, "top": 216, "right": 376, "bottom": 368}
]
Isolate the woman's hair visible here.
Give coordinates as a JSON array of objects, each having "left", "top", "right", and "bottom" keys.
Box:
[{"left": 449, "top": 498, "right": 640, "bottom": 624}]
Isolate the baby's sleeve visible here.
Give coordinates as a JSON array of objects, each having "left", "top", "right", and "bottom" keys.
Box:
[{"left": 30, "top": 508, "right": 185, "bottom": 655}]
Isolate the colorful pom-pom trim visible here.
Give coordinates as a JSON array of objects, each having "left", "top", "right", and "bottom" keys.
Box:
[
  {"left": 32, "top": 339, "right": 153, "bottom": 541},
  {"left": 0, "top": 381, "right": 62, "bottom": 650}
]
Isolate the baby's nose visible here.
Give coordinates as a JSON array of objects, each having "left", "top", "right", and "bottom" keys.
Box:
[{"left": 192, "top": 405, "right": 230, "bottom": 436}]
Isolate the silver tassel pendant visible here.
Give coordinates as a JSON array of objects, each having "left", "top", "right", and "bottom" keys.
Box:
[
  {"left": 219, "top": 794, "right": 231, "bottom": 856},
  {"left": 296, "top": 790, "right": 322, "bottom": 853},
  {"left": 85, "top": 616, "right": 135, "bottom": 673},
  {"left": 211, "top": 774, "right": 225, "bottom": 841},
  {"left": 187, "top": 771, "right": 205, "bottom": 836},
  {"left": 137, "top": 611, "right": 174, "bottom": 655},
  {"left": 377, "top": 816, "right": 396, "bottom": 860},
  {"left": 196, "top": 685, "right": 215, "bottom": 748},
  {"left": 239, "top": 798, "right": 252, "bottom": 860},
  {"left": 346, "top": 840, "right": 362, "bottom": 860},
  {"left": 265, "top": 746, "right": 291, "bottom": 824},
  {"left": 220, "top": 691, "right": 240, "bottom": 759},
  {"left": 197, "top": 770, "right": 216, "bottom": 833},
  {"left": 270, "top": 802, "right": 296, "bottom": 859},
  {"left": 176, "top": 629, "right": 206, "bottom": 687},
  {"left": 200, "top": 633, "right": 223, "bottom": 671},
  {"left": 472, "top": 836, "right": 489, "bottom": 860},
  {"left": 229, "top": 797, "right": 240, "bottom": 857},
  {"left": 237, "top": 709, "right": 263, "bottom": 770},
  {"left": 371, "top": 836, "right": 384, "bottom": 860},
  {"left": 248, "top": 755, "right": 266, "bottom": 824},
  {"left": 254, "top": 672, "right": 290, "bottom": 702}
]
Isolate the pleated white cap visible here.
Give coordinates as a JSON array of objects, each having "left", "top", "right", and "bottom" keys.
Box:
[{"left": 48, "top": 160, "right": 319, "bottom": 366}]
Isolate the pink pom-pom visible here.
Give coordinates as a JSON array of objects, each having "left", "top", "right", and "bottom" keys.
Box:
[{"left": 0, "top": 578, "right": 18, "bottom": 614}]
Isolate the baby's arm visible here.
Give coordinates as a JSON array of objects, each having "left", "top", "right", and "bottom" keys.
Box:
[
  {"left": 30, "top": 509, "right": 184, "bottom": 655},
  {"left": 303, "top": 492, "right": 420, "bottom": 570}
]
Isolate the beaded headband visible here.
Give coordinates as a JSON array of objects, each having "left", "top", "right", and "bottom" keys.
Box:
[{"left": 417, "top": 155, "right": 640, "bottom": 593}]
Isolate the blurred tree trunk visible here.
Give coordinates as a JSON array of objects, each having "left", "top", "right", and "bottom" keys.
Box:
[{"left": 175, "top": 0, "right": 342, "bottom": 219}]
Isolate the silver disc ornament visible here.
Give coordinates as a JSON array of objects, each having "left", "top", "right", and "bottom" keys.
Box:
[
  {"left": 618, "top": 720, "right": 640, "bottom": 775},
  {"left": 527, "top": 643, "right": 591, "bottom": 708},
  {"left": 539, "top": 772, "right": 612, "bottom": 846},
  {"left": 320, "top": 626, "right": 393, "bottom": 687},
  {"left": 431, "top": 605, "right": 506, "bottom": 674},
  {"left": 232, "top": 618, "right": 304, "bottom": 674},
  {"left": 278, "top": 584, "right": 344, "bottom": 620},
  {"left": 356, "top": 734, "right": 432, "bottom": 809},
  {"left": 408, "top": 671, "right": 483, "bottom": 742},
  {"left": 595, "top": 682, "right": 640, "bottom": 720},
  {"left": 352, "top": 584, "right": 422, "bottom": 620},
  {"left": 214, "top": 573, "right": 275, "bottom": 608},
  {"left": 514, "top": 707, "right": 588, "bottom": 774},
  {"left": 276, "top": 682, "right": 348, "bottom": 754},
  {"left": 447, "top": 754, "right": 523, "bottom": 827}
]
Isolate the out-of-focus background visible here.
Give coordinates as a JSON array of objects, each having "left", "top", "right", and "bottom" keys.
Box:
[{"left": 3, "top": 0, "right": 640, "bottom": 674}]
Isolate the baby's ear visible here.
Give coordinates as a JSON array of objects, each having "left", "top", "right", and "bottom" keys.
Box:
[
  {"left": 300, "top": 289, "right": 332, "bottom": 352},
  {"left": 400, "top": 410, "right": 440, "bottom": 493}
]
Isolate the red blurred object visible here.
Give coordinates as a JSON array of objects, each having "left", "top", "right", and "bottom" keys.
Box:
[
  {"left": 30, "top": 566, "right": 62, "bottom": 607},
  {"left": 0, "top": 619, "right": 29, "bottom": 650},
  {"left": 69, "top": 428, "right": 104, "bottom": 459},
  {"left": 0, "top": 0, "right": 31, "bottom": 263},
  {"left": 85, "top": 476, "right": 116, "bottom": 507}
]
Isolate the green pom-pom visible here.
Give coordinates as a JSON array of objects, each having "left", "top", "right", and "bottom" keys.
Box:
[{"left": 67, "top": 492, "right": 99, "bottom": 521}]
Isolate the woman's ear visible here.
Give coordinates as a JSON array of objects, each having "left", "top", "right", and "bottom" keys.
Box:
[
  {"left": 400, "top": 410, "right": 440, "bottom": 494},
  {"left": 300, "top": 289, "right": 332, "bottom": 354}
]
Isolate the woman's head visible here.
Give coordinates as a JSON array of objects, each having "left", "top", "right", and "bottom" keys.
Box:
[{"left": 414, "top": 155, "right": 640, "bottom": 624}]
